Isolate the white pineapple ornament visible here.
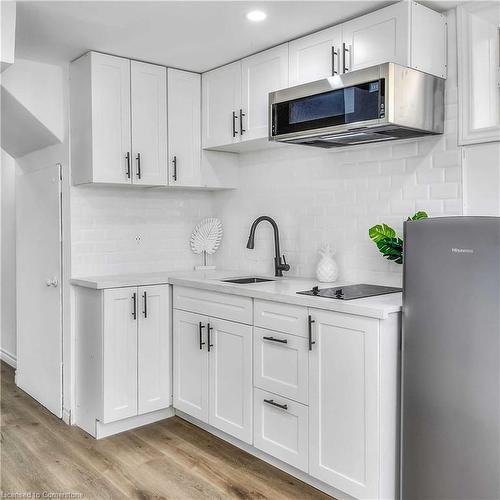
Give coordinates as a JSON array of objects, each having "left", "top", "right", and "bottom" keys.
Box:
[{"left": 316, "top": 243, "right": 339, "bottom": 283}]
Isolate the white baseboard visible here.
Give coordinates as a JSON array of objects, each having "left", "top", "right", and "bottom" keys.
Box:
[
  {"left": 95, "top": 406, "right": 175, "bottom": 439},
  {"left": 0, "top": 348, "right": 17, "bottom": 368}
]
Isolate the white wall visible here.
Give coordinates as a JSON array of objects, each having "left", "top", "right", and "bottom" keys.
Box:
[
  {"left": 71, "top": 186, "right": 214, "bottom": 276},
  {"left": 1, "top": 149, "right": 17, "bottom": 365},
  {"left": 212, "top": 9, "right": 462, "bottom": 286}
]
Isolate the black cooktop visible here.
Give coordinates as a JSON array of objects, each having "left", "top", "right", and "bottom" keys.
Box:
[{"left": 297, "top": 284, "right": 402, "bottom": 300}]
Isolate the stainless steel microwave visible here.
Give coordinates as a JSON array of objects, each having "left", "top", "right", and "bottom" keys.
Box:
[{"left": 268, "top": 63, "right": 445, "bottom": 148}]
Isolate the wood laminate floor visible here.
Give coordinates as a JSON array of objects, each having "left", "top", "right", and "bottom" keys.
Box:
[{"left": 0, "top": 363, "right": 332, "bottom": 499}]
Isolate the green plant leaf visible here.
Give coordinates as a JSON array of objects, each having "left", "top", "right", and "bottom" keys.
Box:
[
  {"left": 376, "top": 237, "right": 403, "bottom": 264},
  {"left": 407, "top": 211, "right": 428, "bottom": 221},
  {"left": 368, "top": 223, "right": 396, "bottom": 243}
]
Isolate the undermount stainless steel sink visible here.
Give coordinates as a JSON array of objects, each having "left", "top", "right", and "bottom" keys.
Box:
[{"left": 222, "top": 277, "right": 275, "bottom": 284}]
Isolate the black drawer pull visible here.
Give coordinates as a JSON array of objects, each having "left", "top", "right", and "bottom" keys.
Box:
[
  {"left": 207, "top": 323, "right": 214, "bottom": 352},
  {"left": 132, "top": 292, "right": 137, "bottom": 320},
  {"left": 264, "top": 399, "right": 288, "bottom": 411},
  {"left": 199, "top": 322, "right": 206, "bottom": 350},
  {"left": 262, "top": 336, "right": 287, "bottom": 344},
  {"left": 143, "top": 291, "right": 147, "bottom": 318}
]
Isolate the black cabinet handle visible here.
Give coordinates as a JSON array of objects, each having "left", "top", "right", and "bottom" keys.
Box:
[
  {"left": 264, "top": 399, "right": 288, "bottom": 411},
  {"left": 207, "top": 323, "right": 214, "bottom": 352},
  {"left": 132, "top": 292, "right": 137, "bottom": 320},
  {"left": 125, "top": 152, "right": 131, "bottom": 178},
  {"left": 143, "top": 291, "right": 147, "bottom": 318},
  {"left": 342, "top": 43, "right": 349, "bottom": 73},
  {"left": 232, "top": 111, "right": 238, "bottom": 138},
  {"left": 136, "top": 152, "right": 141, "bottom": 179},
  {"left": 199, "top": 322, "right": 206, "bottom": 350},
  {"left": 331, "top": 46, "right": 338, "bottom": 75},
  {"left": 239, "top": 109, "right": 246, "bottom": 135},
  {"left": 172, "top": 156, "right": 177, "bottom": 182},
  {"left": 308, "top": 315, "right": 316, "bottom": 351},
  {"left": 263, "top": 336, "right": 288, "bottom": 344}
]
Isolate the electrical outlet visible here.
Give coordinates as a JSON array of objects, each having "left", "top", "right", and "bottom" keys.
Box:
[{"left": 135, "top": 235, "right": 142, "bottom": 244}]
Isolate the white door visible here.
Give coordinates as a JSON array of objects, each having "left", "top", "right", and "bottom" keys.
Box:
[
  {"left": 341, "top": 2, "right": 409, "bottom": 73},
  {"left": 102, "top": 287, "right": 138, "bottom": 423},
  {"left": 167, "top": 69, "right": 201, "bottom": 186},
  {"left": 308, "top": 309, "right": 380, "bottom": 499},
  {"left": 241, "top": 44, "right": 289, "bottom": 141},
  {"left": 288, "top": 26, "right": 342, "bottom": 86},
  {"left": 90, "top": 52, "right": 132, "bottom": 184},
  {"left": 202, "top": 60, "right": 241, "bottom": 148},
  {"left": 131, "top": 60, "right": 167, "bottom": 186},
  {"left": 16, "top": 164, "right": 62, "bottom": 418},
  {"left": 208, "top": 318, "right": 253, "bottom": 443},
  {"left": 138, "top": 285, "right": 170, "bottom": 414},
  {"left": 173, "top": 309, "right": 209, "bottom": 422}
]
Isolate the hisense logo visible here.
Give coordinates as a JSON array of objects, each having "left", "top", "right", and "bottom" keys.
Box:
[{"left": 451, "top": 248, "right": 474, "bottom": 254}]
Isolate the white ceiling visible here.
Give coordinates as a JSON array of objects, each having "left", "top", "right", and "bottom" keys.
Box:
[{"left": 15, "top": 1, "right": 461, "bottom": 73}]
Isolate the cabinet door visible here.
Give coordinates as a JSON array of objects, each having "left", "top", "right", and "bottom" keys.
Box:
[
  {"left": 208, "top": 318, "right": 253, "bottom": 443},
  {"left": 167, "top": 69, "right": 201, "bottom": 186},
  {"left": 309, "top": 309, "right": 380, "bottom": 499},
  {"left": 241, "top": 44, "right": 289, "bottom": 141},
  {"left": 138, "top": 285, "right": 170, "bottom": 414},
  {"left": 90, "top": 53, "right": 132, "bottom": 184},
  {"left": 131, "top": 60, "right": 167, "bottom": 186},
  {"left": 254, "top": 328, "right": 309, "bottom": 404},
  {"left": 202, "top": 61, "right": 241, "bottom": 148},
  {"left": 341, "top": 2, "right": 409, "bottom": 72},
  {"left": 102, "top": 287, "right": 138, "bottom": 423},
  {"left": 173, "top": 309, "right": 209, "bottom": 422},
  {"left": 289, "top": 27, "right": 342, "bottom": 86}
]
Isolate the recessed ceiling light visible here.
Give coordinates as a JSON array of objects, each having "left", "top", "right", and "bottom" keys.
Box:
[{"left": 246, "top": 10, "right": 267, "bottom": 22}]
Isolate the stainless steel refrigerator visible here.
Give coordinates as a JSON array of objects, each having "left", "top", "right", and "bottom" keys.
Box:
[{"left": 402, "top": 217, "right": 500, "bottom": 500}]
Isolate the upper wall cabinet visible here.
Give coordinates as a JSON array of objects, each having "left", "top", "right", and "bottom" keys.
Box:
[
  {"left": 458, "top": 3, "right": 500, "bottom": 145},
  {"left": 167, "top": 68, "right": 202, "bottom": 187},
  {"left": 71, "top": 52, "right": 167, "bottom": 186},
  {"left": 202, "top": 44, "right": 288, "bottom": 151},
  {"left": 1, "top": 1, "right": 16, "bottom": 72},
  {"left": 289, "top": 26, "right": 342, "bottom": 86}
]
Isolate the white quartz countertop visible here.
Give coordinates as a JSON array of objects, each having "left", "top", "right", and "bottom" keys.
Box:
[{"left": 71, "top": 270, "right": 402, "bottom": 320}]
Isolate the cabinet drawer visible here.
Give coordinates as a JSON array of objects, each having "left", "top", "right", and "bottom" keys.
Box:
[
  {"left": 254, "top": 299, "right": 308, "bottom": 337},
  {"left": 254, "top": 388, "right": 308, "bottom": 472},
  {"left": 173, "top": 286, "right": 252, "bottom": 324},
  {"left": 254, "top": 328, "right": 309, "bottom": 404}
]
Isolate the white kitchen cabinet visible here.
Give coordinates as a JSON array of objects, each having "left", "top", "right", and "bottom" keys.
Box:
[
  {"left": 254, "top": 387, "right": 309, "bottom": 472},
  {"left": 173, "top": 309, "right": 209, "bottom": 422},
  {"left": 1, "top": 1, "right": 16, "bottom": 72},
  {"left": 202, "top": 45, "right": 289, "bottom": 150},
  {"left": 137, "top": 285, "right": 171, "bottom": 414},
  {"left": 71, "top": 52, "right": 167, "bottom": 186},
  {"left": 254, "top": 327, "right": 309, "bottom": 404},
  {"left": 75, "top": 284, "right": 171, "bottom": 437},
  {"left": 208, "top": 318, "right": 253, "bottom": 443},
  {"left": 102, "top": 287, "right": 138, "bottom": 423},
  {"left": 167, "top": 69, "right": 201, "bottom": 186},
  {"left": 342, "top": 2, "right": 446, "bottom": 77},
  {"left": 308, "top": 309, "right": 380, "bottom": 499},
  {"left": 240, "top": 44, "right": 289, "bottom": 141},
  {"left": 71, "top": 52, "right": 132, "bottom": 185},
  {"left": 130, "top": 61, "right": 167, "bottom": 186},
  {"left": 288, "top": 26, "right": 342, "bottom": 86},
  {"left": 202, "top": 61, "right": 241, "bottom": 149}
]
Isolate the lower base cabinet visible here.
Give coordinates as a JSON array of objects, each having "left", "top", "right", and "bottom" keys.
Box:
[
  {"left": 254, "top": 387, "right": 309, "bottom": 472},
  {"left": 173, "top": 308, "right": 253, "bottom": 444},
  {"left": 75, "top": 284, "right": 171, "bottom": 437}
]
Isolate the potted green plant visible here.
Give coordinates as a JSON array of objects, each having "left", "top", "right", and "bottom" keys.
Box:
[{"left": 368, "top": 211, "right": 428, "bottom": 264}]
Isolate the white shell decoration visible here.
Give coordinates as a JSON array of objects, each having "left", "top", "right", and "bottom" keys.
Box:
[
  {"left": 316, "top": 243, "right": 339, "bottom": 283},
  {"left": 190, "top": 218, "right": 223, "bottom": 255}
]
